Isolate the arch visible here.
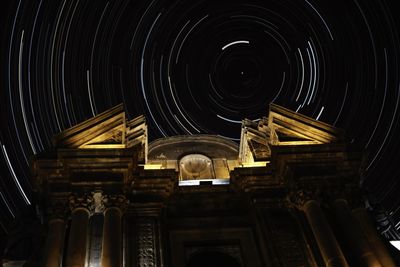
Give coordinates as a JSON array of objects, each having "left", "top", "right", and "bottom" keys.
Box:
[{"left": 148, "top": 135, "right": 239, "bottom": 161}]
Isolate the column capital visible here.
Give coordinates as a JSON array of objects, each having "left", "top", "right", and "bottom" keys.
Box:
[
  {"left": 325, "top": 184, "right": 364, "bottom": 210},
  {"left": 69, "top": 193, "right": 94, "bottom": 213},
  {"left": 103, "top": 194, "right": 128, "bottom": 212},
  {"left": 47, "top": 198, "right": 69, "bottom": 221},
  {"left": 288, "top": 189, "right": 318, "bottom": 210},
  {"left": 342, "top": 189, "right": 364, "bottom": 210},
  {"left": 92, "top": 191, "right": 106, "bottom": 214}
]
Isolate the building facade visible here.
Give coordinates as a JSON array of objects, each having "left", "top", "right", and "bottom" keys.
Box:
[{"left": 3, "top": 104, "right": 397, "bottom": 266}]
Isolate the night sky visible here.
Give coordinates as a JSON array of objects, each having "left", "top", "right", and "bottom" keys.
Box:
[{"left": 1, "top": 0, "right": 400, "bottom": 243}]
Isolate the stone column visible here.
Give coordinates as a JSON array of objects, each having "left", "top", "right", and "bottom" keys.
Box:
[
  {"left": 65, "top": 207, "right": 90, "bottom": 267},
  {"left": 41, "top": 218, "right": 66, "bottom": 267},
  {"left": 333, "top": 199, "right": 382, "bottom": 266},
  {"left": 101, "top": 195, "right": 126, "bottom": 267},
  {"left": 101, "top": 207, "right": 122, "bottom": 267},
  {"left": 304, "top": 200, "right": 349, "bottom": 267},
  {"left": 352, "top": 207, "right": 396, "bottom": 267}
]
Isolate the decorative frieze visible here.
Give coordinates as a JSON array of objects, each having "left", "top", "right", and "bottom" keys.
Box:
[{"left": 136, "top": 217, "right": 157, "bottom": 267}]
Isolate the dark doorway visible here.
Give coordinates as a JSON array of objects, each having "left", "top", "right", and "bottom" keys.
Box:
[{"left": 187, "top": 251, "right": 241, "bottom": 267}]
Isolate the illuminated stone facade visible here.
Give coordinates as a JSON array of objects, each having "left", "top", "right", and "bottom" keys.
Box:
[{"left": 3, "top": 104, "right": 397, "bottom": 266}]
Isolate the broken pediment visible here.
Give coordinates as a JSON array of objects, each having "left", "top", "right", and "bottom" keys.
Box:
[
  {"left": 239, "top": 104, "right": 345, "bottom": 164},
  {"left": 53, "top": 104, "right": 147, "bottom": 150},
  {"left": 239, "top": 118, "right": 272, "bottom": 164},
  {"left": 268, "top": 104, "right": 345, "bottom": 145},
  {"left": 52, "top": 102, "right": 343, "bottom": 167}
]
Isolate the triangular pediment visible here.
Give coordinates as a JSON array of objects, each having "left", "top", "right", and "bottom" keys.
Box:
[
  {"left": 275, "top": 127, "right": 313, "bottom": 142},
  {"left": 268, "top": 104, "right": 344, "bottom": 145},
  {"left": 239, "top": 104, "right": 345, "bottom": 163},
  {"left": 53, "top": 104, "right": 147, "bottom": 150},
  {"left": 80, "top": 124, "right": 125, "bottom": 149}
]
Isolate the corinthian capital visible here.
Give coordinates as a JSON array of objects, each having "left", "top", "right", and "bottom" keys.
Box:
[
  {"left": 69, "top": 193, "right": 94, "bottom": 213},
  {"left": 47, "top": 198, "right": 69, "bottom": 220},
  {"left": 103, "top": 194, "right": 128, "bottom": 212},
  {"left": 288, "top": 189, "right": 316, "bottom": 210}
]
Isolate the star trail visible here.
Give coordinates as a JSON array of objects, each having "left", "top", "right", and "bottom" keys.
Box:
[{"left": 1, "top": 0, "right": 400, "bottom": 243}]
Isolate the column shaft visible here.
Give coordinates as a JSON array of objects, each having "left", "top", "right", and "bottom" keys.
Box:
[
  {"left": 65, "top": 208, "right": 90, "bottom": 267},
  {"left": 101, "top": 207, "right": 122, "bottom": 267},
  {"left": 352, "top": 207, "right": 396, "bottom": 267},
  {"left": 304, "top": 200, "right": 348, "bottom": 267},
  {"left": 42, "top": 219, "right": 65, "bottom": 267},
  {"left": 333, "top": 200, "right": 382, "bottom": 266}
]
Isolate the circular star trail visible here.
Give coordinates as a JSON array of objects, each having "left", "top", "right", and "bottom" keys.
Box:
[{"left": 1, "top": 0, "right": 400, "bottom": 240}]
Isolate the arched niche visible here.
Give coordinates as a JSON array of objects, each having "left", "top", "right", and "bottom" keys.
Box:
[{"left": 179, "top": 154, "right": 215, "bottom": 180}]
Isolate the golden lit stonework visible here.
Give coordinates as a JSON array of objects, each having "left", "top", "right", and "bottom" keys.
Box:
[{"left": 18, "top": 103, "right": 396, "bottom": 267}]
